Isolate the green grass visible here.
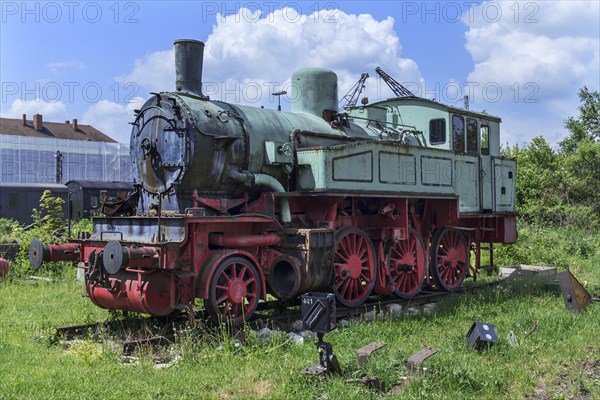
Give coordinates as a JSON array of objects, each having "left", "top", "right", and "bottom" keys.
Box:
[
  {"left": 1, "top": 224, "right": 599, "bottom": 399},
  {"left": 1, "top": 271, "right": 598, "bottom": 399},
  {"left": 493, "top": 223, "right": 600, "bottom": 284}
]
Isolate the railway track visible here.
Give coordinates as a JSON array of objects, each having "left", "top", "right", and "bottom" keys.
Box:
[
  {"left": 53, "top": 279, "right": 502, "bottom": 356},
  {"left": 252, "top": 279, "right": 501, "bottom": 325}
]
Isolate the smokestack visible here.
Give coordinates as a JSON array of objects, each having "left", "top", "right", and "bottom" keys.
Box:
[
  {"left": 174, "top": 39, "right": 207, "bottom": 98},
  {"left": 33, "top": 114, "right": 43, "bottom": 131},
  {"left": 22, "top": 114, "right": 26, "bottom": 125},
  {"left": 72, "top": 118, "right": 78, "bottom": 131}
]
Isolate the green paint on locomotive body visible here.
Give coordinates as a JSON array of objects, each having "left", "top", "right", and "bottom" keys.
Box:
[
  {"left": 293, "top": 96, "right": 516, "bottom": 215},
  {"left": 131, "top": 67, "right": 515, "bottom": 216}
]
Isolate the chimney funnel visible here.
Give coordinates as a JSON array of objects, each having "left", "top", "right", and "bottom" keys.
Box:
[
  {"left": 72, "top": 118, "right": 78, "bottom": 131},
  {"left": 33, "top": 114, "right": 43, "bottom": 131},
  {"left": 22, "top": 114, "right": 27, "bottom": 125},
  {"left": 174, "top": 39, "right": 207, "bottom": 98}
]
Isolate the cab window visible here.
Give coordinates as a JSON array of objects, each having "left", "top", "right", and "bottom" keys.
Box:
[
  {"left": 466, "top": 118, "right": 478, "bottom": 154},
  {"left": 452, "top": 115, "right": 465, "bottom": 152},
  {"left": 480, "top": 125, "right": 490, "bottom": 155},
  {"left": 429, "top": 118, "right": 446, "bottom": 144}
]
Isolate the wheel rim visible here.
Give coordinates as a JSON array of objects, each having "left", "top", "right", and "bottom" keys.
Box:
[
  {"left": 333, "top": 228, "right": 376, "bottom": 307},
  {"left": 207, "top": 257, "right": 260, "bottom": 324},
  {"left": 389, "top": 229, "right": 426, "bottom": 299},
  {"left": 431, "top": 228, "right": 468, "bottom": 291}
]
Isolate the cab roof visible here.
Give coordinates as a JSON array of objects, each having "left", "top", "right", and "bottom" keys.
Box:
[{"left": 351, "top": 96, "right": 502, "bottom": 122}]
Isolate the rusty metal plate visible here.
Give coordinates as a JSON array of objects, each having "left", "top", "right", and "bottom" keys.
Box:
[
  {"left": 407, "top": 347, "right": 437, "bottom": 374},
  {"left": 305, "top": 363, "right": 327, "bottom": 376},
  {"left": 357, "top": 341, "right": 387, "bottom": 365},
  {"left": 122, "top": 335, "right": 174, "bottom": 356},
  {"left": 56, "top": 323, "right": 101, "bottom": 340},
  {"left": 558, "top": 270, "right": 592, "bottom": 313}
]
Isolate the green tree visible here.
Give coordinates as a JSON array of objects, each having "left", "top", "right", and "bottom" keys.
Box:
[
  {"left": 561, "top": 87, "right": 600, "bottom": 225},
  {"left": 35, "top": 189, "right": 65, "bottom": 232},
  {"left": 5, "top": 190, "right": 67, "bottom": 277},
  {"left": 561, "top": 86, "right": 600, "bottom": 153},
  {"left": 510, "top": 137, "right": 570, "bottom": 225},
  {"left": 506, "top": 85, "right": 600, "bottom": 229},
  {"left": 563, "top": 139, "right": 600, "bottom": 218}
]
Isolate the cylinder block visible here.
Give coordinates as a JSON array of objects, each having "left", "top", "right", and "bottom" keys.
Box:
[{"left": 268, "top": 256, "right": 303, "bottom": 299}]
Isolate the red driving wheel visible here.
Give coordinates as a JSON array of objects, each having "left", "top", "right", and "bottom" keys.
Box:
[
  {"left": 206, "top": 256, "right": 261, "bottom": 324},
  {"left": 430, "top": 228, "right": 469, "bottom": 291},
  {"left": 387, "top": 228, "right": 426, "bottom": 299},
  {"left": 332, "top": 227, "right": 377, "bottom": 307}
]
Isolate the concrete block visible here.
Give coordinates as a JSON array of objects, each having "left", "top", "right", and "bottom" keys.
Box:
[{"left": 499, "top": 265, "right": 556, "bottom": 279}]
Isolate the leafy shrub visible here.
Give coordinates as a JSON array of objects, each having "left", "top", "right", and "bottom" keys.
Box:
[
  {"left": 494, "top": 222, "right": 600, "bottom": 271},
  {"left": 1, "top": 191, "right": 92, "bottom": 278},
  {"left": 503, "top": 87, "right": 600, "bottom": 230},
  {"left": 0, "top": 219, "right": 19, "bottom": 242}
]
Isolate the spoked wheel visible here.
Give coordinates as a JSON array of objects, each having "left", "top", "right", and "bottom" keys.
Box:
[
  {"left": 374, "top": 241, "right": 392, "bottom": 296},
  {"left": 430, "top": 228, "right": 469, "bottom": 291},
  {"left": 332, "top": 227, "right": 377, "bottom": 307},
  {"left": 206, "top": 257, "right": 261, "bottom": 324},
  {"left": 387, "top": 228, "right": 426, "bottom": 299}
]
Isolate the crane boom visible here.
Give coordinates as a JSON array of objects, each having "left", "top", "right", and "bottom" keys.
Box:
[
  {"left": 339, "top": 72, "right": 369, "bottom": 109},
  {"left": 375, "top": 66, "right": 415, "bottom": 97}
]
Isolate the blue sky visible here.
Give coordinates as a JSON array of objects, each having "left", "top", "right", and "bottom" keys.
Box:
[{"left": 1, "top": 1, "right": 599, "bottom": 144}]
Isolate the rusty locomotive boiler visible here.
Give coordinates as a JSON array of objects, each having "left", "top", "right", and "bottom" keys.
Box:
[{"left": 31, "top": 39, "right": 517, "bottom": 323}]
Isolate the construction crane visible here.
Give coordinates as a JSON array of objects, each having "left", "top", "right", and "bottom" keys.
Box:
[
  {"left": 339, "top": 72, "right": 369, "bottom": 109},
  {"left": 375, "top": 66, "right": 415, "bottom": 97}
]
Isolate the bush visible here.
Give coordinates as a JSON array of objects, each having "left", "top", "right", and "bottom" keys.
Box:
[
  {"left": 0, "top": 219, "right": 19, "bottom": 242},
  {"left": 494, "top": 222, "right": 600, "bottom": 272},
  {"left": 503, "top": 88, "right": 600, "bottom": 230},
  {"left": 1, "top": 190, "right": 93, "bottom": 278}
]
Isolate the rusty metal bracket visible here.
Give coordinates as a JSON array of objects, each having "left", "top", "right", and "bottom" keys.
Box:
[
  {"left": 357, "top": 341, "right": 387, "bottom": 365},
  {"left": 558, "top": 270, "right": 598, "bottom": 313},
  {"left": 346, "top": 376, "right": 386, "bottom": 391},
  {"left": 306, "top": 333, "right": 342, "bottom": 376},
  {"left": 122, "top": 335, "right": 174, "bottom": 356},
  {"left": 407, "top": 347, "right": 437, "bottom": 374},
  {"left": 56, "top": 323, "right": 102, "bottom": 340},
  {"left": 318, "top": 339, "right": 342, "bottom": 375}
]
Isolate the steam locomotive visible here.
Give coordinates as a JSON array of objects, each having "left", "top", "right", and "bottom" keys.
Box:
[{"left": 30, "top": 39, "right": 517, "bottom": 323}]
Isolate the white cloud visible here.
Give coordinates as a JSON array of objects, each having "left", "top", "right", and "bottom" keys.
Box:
[
  {"left": 465, "top": 29, "right": 598, "bottom": 99},
  {"left": 119, "top": 8, "right": 422, "bottom": 106},
  {"left": 1, "top": 98, "right": 68, "bottom": 121},
  {"left": 464, "top": 1, "right": 600, "bottom": 39},
  {"left": 118, "top": 50, "right": 174, "bottom": 93},
  {"left": 81, "top": 97, "right": 144, "bottom": 143},
  {"left": 462, "top": 1, "right": 600, "bottom": 144},
  {"left": 47, "top": 60, "right": 85, "bottom": 71}
]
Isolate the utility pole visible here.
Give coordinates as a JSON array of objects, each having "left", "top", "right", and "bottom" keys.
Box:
[
  {"left": 272, "top": 91, "right": 287, "bottom": 111},
  {"left": 54, "top": 150, "right": 63, "bottom": 183}
]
